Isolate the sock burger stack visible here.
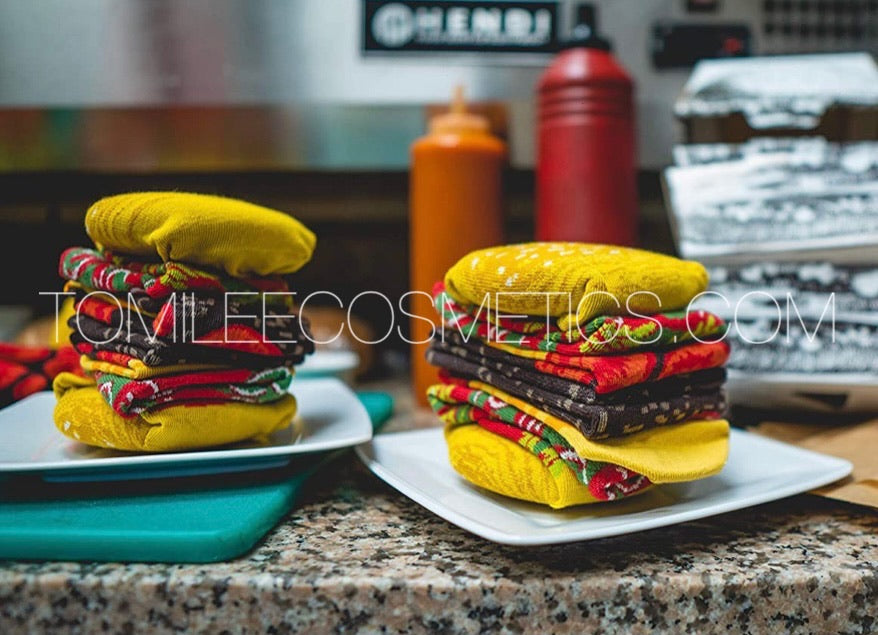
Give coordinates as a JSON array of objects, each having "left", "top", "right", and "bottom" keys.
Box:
[
  {"left": 426, "top": 242, "right": 732, "bottom": 509},
  {"left": 53, "top": 192, "right": 316, "bottom": 452}
]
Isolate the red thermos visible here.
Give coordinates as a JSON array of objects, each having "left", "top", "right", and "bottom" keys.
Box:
[{"left": 536, "top": 25, "right": 637, "bottom": 245}]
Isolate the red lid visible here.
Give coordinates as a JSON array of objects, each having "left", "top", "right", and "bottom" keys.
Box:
[{"left": 538, "top": 47, "right": 632, "bottom": 92}]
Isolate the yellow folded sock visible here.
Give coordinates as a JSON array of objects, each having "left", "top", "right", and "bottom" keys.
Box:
[
  {"left": 85, "top": 191, "right": 316, "bottom": 277},
  {"left": 53, "top": 372, "right": 297, "bottom": 452},
  {"left": 445, "top": 424, "right": 605, "bottom": 508},
  {"left": 466, "top": 379, "right": 729, "bottom": 484},
  {"left": 79, "top": 355, "right": 226, "bottom": 379},
  {"left": 444, "top": 242, "right": 708, "bottom": 331}
]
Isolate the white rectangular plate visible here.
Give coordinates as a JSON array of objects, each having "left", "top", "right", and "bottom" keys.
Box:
[
  {"left": 0, "top": 377, "right": 372, "bottom": 479},
  {"left": 356, "top": 427, "right": 852, "bottom": 545}
]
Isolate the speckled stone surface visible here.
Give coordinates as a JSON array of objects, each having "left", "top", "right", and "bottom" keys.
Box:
[{"left": 1, "top": 382, "right": 877, "bottom": 634}]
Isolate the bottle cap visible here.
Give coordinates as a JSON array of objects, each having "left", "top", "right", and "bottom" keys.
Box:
[
  {"left": 560, "top": 4, "right": 612, "bottom": 51},
  {"left": 429, "top": 86, "right": 490, "bottom": 135}
]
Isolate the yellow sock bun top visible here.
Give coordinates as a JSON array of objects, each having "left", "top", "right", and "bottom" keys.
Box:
[
  {"left": 444, "top": 242, "right": 708, "bottom": 330},
  {"left": 85, "top": 191, "right": 316, "bottom": 277}
]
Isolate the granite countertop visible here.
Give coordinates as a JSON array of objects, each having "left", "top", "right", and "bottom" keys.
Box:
[{"left": 2, "top": 380, "right": 877, "bottom": 634}]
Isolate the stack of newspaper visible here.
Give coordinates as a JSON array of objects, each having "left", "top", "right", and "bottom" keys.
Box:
[{"left": 663, "top": 137, "right": 878, "bottom": 412}]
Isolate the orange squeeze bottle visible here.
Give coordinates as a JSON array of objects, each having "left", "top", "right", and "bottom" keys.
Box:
[{"left": 409, "top": 86, "right": 506, "bottom": 407}]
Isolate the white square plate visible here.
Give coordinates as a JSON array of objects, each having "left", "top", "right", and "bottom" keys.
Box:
[
  {"left": 356, "top": 427, "right": 853, "bottom": 545},
  {"left": 0, "top": 377, "right": 372, "bottom": 481}
]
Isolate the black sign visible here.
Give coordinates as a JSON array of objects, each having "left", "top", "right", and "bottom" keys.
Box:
[{"left": 363, "top": 1, "right": 559, "bottom": 53}]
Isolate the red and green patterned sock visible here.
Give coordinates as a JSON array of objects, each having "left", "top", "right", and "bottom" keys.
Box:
[
  {"left": 69, "top": 311, "right": 313, "bottom": 369},
  {"left": 59, "top": 247, "right": 290, "bottom": 299},
  {"left": 73, "top": 289, "right": 311, "bottom": 349},
  {"left": 94, "top": 366, "right": 294, "bottom": 418},
  {"left": 433, "top": 281, "right": 727, "bottom": 354},
  {"left": 427, "top": 381, "right": 652, "bottom": 502},
  {"left": 436, "top": 331, "right": 729, "bottom": 395},
  {"left": 427, "top": 344, "right": 727, "bottom": 439}
]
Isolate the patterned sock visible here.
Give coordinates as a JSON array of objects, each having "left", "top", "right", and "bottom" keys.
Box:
[
  {"left": 434, "top": 396, "right": 650, "bottom": 509},
  {"left": 428, "top": 350, "right": 726, "bottom": 439},
  {"left": 429, "top": 381, "right": 730, "bottom": 491},
  {"left": 433, "top": 331, "right": 729, "bottom": 396},
  {"left": 433, "top": 281, "right": 727, "bottom": 352},
  {"left": 73, "top": 288, "right": 312, "bottom": 350},
  {"left": 150, "top": 292, "right": 303, "bottom": 340},
  {"left": 75, "top": 293, "right": 145, "bottom": 326},
  {"left": 53, "top": 372, "right": 297, "bottom": 452},
  {"left": 427, "top": 384, "right": 650, "bottom": 501},
  {"left": 60, "top": 247, "right": 291, "bottom": 300},
  {"left": 80, "top": 355, "right": 225, "bottom": 379},
  {"left": 69, "top": 313, "right": 313, "bottom": 369},
  {"left": 428, "top": 336, "right": 727, "bottom": 404},
  {"left": 94, "top": 366, "right": 294, "bottom": 418}
]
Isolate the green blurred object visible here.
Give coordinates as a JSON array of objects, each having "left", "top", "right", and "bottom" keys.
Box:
[{"left": 0, "top": 391, "right": 393, "bottom": 563}]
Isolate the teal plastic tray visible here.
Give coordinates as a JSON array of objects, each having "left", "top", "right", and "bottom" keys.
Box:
[{"left": 0, "top": 391, "right": 393, "bottom": 563}]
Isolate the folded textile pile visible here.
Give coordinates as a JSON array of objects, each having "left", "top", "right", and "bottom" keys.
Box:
[
  {"left": 53, "top": 192, "right": 317, "bottom": 452},
  {"left": 426, "top": 242, "right": 732, "bottom": 508},
  {"left": 0, "top": 343, "right": 82, "bottom": 408}
]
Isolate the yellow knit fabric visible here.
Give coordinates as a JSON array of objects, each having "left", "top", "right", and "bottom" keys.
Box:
[
  {"left": 445, "top": 424, "right": 606, "bottom": 508},
  {"left": 466, "top": 379, "right": 729, "bottom": 483},
  {"left": 79, "top": 355, "right": 226, "bottom": 379},
  {"left": 84, "top": 192, "right": 316, "bottom": 277},
  {"left": 444, "top": 242, "right": 708, "bottom": 330},
  {"left": 53, "top": 373, "right": 297, "bottom": 452}
]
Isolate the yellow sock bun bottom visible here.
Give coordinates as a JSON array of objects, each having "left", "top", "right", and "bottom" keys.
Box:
[
  {"left": 53, "top": 372, "right": 296, "bottom": 453},
  {"left": 443, "top": 412, "right": 730, "bottom": 510},
  {"left": 446, "top": 424, "right": 612, "bottom": 508}
]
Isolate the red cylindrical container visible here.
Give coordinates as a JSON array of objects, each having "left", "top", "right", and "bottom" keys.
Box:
[{"left": 536, "top": 39, "right": 637, "bottom": 245}]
